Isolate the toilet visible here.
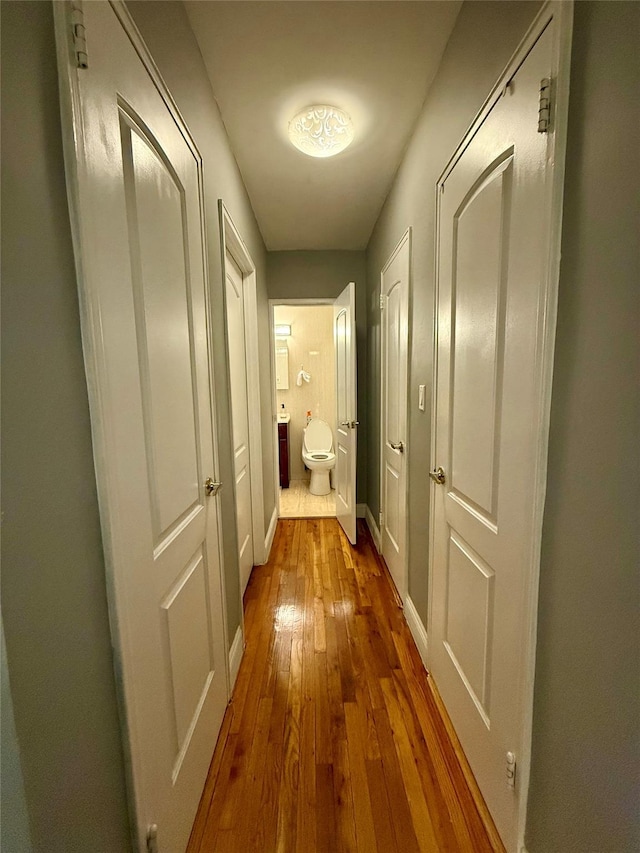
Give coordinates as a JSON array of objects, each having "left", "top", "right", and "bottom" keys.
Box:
[{"left": 302, "top": 418, "right": 336, "bottom": 496}]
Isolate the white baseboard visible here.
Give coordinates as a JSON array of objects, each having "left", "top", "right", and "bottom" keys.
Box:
[
  {"left": 404, "top": 595, "right": 429, "bottom": 669},
  {"left": 262, "top": 505, "right": 278, "bottom": 564},
  {"left": 364, "top": 505, "right": 382, "bottom": 552},
  {"left": 228, "top": 625, "right": 244, "bottom": 694},
  {"left": 356, "top": 503, "right": 366, "bottom": 519}
]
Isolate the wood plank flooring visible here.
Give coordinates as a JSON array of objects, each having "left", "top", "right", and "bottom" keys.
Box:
[{"left": 188, "top": 518, "right": 503, "bottom": 852}]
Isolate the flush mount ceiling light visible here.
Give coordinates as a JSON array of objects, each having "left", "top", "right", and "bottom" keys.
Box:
[{"left": 288, "top": 105, "right": 354, "bottom": 158}]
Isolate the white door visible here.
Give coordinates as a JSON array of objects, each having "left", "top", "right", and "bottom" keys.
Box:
[
  {"left": 380, "top": 231, "right": 410, "bottom": 597},
  {"left": 430, "top": 24, "right": 554, "bottom": 850},
  {"left": 334, "top": 282, "right": 357, "bottom": 544},
  {"left": 55, "top": 4, "right": 228, "bottom": 851},
  {"left": 225, "top": 251, "right": 254, "bottom": 593}
]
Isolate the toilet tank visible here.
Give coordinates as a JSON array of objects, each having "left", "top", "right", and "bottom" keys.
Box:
[{"left": 303, "top": 418, "right": 333, "bottom": 452}]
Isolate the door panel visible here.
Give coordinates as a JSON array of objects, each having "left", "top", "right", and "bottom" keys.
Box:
[
  {"left": 450, "top": 157, "right": 512, "bottom": 524},
  {"left": 444, "top": 532, "right": 495, "bottom": 723},
  {"left": 121, "top": 114, "right": 201, "bottom": 539},
  {"left": 380, "top": 232, "right": 410, "bottom": 597},
  {"left": 225, "top": 251, "right": 254, "bottom": 591},
  {"left": 334, "top": 283, "right": 357, "bottom": 544},
  {"left": 56, "top": 4, "right": 229, "bottom": 850},
  {"left": 161, "top": 550, "right": 212, "bottom": 751},
  {"left": 385, "top": 281, "right": 402, "bottom": 444},
  {"left": 430, "top": 25, "right": 553, "bottom": 849}
]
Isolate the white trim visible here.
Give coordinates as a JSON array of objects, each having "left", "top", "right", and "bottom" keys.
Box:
[
  {"left": 271, "top": 298, "right": 335, "bottom": 306},
  {"left": 268, "top": 301, "right": 281, "bottom": 519},
  {"left": 263, "top": 505, "right": 278, "bottom": 564},
  {"left": 364, "top": 504, "right": 382, "bottom": 553},
  {"left": 379, "top": 227, "right": 412, "bottom": 600},
  {"left": 219, "top": 201, "right": 267, "bottom": 568},
  {"left": 356, "top": 503, "right": 366, "bottom": 519},
  {"left": 517, "top": 4, "right": 573, "bottom": 846},
  {"left": 228, "top": 625, "right": 244, "bottom": 694},
  {"left": 427, "top": 5, "right": 574, "bottom": 851},
  {"left": 404, "top": 596, "right": 429, "bottom": 670}
]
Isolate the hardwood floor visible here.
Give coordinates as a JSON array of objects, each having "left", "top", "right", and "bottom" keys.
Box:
[{"left": 188, "top": 518, "right": 504, "bottom": 852}]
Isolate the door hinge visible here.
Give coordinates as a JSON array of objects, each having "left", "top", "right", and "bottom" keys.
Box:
[
  {"left": 379, "top": 294, "right": 385, "bottom": 311},
  {"left": 147, "top": 824, "right": 158, "bottom": 853},
  {"left": 506, "top": 751, "right": 516, "bottom": 790},
  {"left": 537, "top": 77, "right": 551, "bottom": 133},
  {"left": 70, "top": 3, "right": 88, "bottom": 69}
]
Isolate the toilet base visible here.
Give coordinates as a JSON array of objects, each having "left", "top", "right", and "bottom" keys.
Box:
[{"left": 309, "top": 469, "right": 331, "bottom": 496}]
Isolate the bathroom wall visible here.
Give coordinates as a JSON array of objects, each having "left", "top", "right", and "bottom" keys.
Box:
[
  {"left": 274, "top": 306, "right": 336, "bottom": 481},
  {"left": 268, "top": 250, "right": 368, "bottom": 502}
]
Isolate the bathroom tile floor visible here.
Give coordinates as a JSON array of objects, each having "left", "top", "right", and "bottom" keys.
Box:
[{"left": 279, "top": 478, "right": 336, "bottom": 518}]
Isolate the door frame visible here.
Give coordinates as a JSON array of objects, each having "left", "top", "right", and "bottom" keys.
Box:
[
  {"left": 219, "top": 201, "right": 267, "bottom": 566},
  {"left": 268, "top": 298, "right": 335, "bottom": 518},
  {"left": 379, "top": 227, "right": 412, "bottom": 601},
  {"left": 53, "top": 2, "right": 232, "bottom": 844},
  {"left": 427, "top": 2, "right": 573, "bottom": 848}
]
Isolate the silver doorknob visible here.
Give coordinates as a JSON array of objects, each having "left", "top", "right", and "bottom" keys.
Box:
[
  {"left": 340, "top": 421, "right": 350, "bottom": 426},
  {"left": 390, "top": 441, "right": 404, "bottom": 452},
  {"left": 350, "top": 421, "right": 360, "bottom": 429},
  {"left": 204, "top": 477, "right": 222, "bottom": 496},
  {"left": 429, "top": 467, "right": 446, "bottom": 485}
]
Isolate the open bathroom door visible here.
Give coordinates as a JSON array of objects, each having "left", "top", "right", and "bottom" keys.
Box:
[{"left": 334, "top": 282, "right": 357, "bottom": 544}]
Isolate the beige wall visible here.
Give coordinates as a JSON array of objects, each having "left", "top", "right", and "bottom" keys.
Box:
[{"left": 274, "top": 306, "right": 336, "bottom": 480}]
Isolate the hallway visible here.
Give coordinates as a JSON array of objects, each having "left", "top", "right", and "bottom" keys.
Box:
[{"left": 188, "top": 519, "right": 502, "bottom": 852}]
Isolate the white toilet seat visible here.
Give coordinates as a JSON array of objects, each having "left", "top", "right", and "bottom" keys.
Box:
[{"left": 302, "top": 419, "right": 336, "bottom": 495}]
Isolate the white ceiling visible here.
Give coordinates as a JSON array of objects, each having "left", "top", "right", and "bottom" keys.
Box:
[{"left": 185, "top": 1, "right": 462, "bottom": 250}]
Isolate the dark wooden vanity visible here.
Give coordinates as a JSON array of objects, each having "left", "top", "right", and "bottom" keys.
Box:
[{"left": 278, "top": 420, "right": 290, "bottom": 488}]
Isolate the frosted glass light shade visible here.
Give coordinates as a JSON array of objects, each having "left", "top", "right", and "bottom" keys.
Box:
[{"left": 288, "top": 105, "right": 354, "bottom": 158}]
